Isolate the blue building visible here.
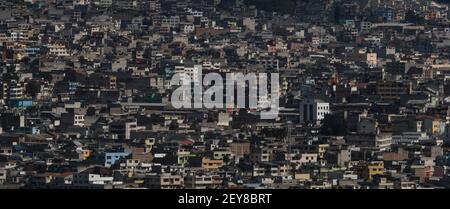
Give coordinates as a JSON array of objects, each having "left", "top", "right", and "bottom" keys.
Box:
[
  {"left": 104, "top": 151, "right": 130, "bottom": 167},
  {"left": 68, "top": 82, "right": 79, "bottom": 95},
  {"left": 377, "top": 7, "right": 395, "bottom": 22},
  {"left": 25, "top": 47, "right": 41, "bottom": 56},
  {"left": 9, "top": 99, "right": 33, "bottom": 108}
]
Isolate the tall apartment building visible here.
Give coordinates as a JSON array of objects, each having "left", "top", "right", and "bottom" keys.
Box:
[
  {"left": 148, "top": 0, "right": 161, "bottom": 16},
  {"left": 377, "top": 81, "right": 412, "bottom": 101},
  {"left": 299, "top": 98, "right": 330, "bottom": 124}
]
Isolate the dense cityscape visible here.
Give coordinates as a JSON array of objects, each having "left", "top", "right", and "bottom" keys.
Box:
[{"left": 1, "top": 0, "right": 450, "bottom": 189}]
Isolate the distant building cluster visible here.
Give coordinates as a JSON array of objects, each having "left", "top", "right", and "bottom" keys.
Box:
[{"left": 1, "top": 0, "right": 450, "bottom": 189}]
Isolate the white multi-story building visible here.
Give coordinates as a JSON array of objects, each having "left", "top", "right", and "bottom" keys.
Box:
[
  {"left": 8, "top": 82, "right": 24, "bottom": 100},
  {"left": 182, "top": 24, "right": 195, "bottom": 34},
  {"left": 299, "top": 98, "right": 330, "bottom": 124},
  {"left": 72, "top": 173, "right": 114, "bottom": 187},
  {"left": 73, "top": 0, "right": 90, "bottom": 6},
  {"left": 174, "top": 64, "right": 202, "bottom": 84},
  {"left": 74, "top": 114, "right": 85, "bottom": 127},
  {"left": 94, "top": 0, "right": 113, "bottom": 8},
  {"left": 296, "top": 153, "right": 318, "bottom": 165},
  {"left": 47, "top": 44, "right": 70, "bottom": 57},
  {"left": 392, "top": 132, "right": 429, "bottom": 144}
]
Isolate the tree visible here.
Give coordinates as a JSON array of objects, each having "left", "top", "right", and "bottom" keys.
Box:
[
  {"left": 435, "top": 0, "right": 450, "bottom": 3},
  {"left": 319, "top": 113, "right": 347, "bottom": 136},
  {"left": 223, "top": 155, "right": 232, "bottom": 165},
  {"left": 405, "top": 10, "right": 424, "bottom": 24},
  {"left": 244, "top": 0, "right": 297, "bottom": 14},
  {"left": 169, "top": 120, "right": 179, "bottom": 130},
  {"left": 261, "top": 128, "right": 287, "bottom": 139},
  {"left": 26, "top": 80, "right": 41, "bottom": 98}
]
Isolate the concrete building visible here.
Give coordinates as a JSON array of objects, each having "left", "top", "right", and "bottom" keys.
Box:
[{"left": 299, "top": 98, "right": 330, "bottom": 124}]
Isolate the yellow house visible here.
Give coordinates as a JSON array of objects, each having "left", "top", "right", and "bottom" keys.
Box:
[
  {"left": 82, "top": 149, "right": 91, "bottom": 160},
  {"left": 420, "top": 117, "right": 444, "bottom": 136},
  {"left": 431, "top": 120, "right": 441, "bottom": 135},
  {"left": 362, "top": 161, "right": 384, "bottom": 181},
  {"left": 294, "top": 173, "right": 311, "bottom": 181},
  {"left": 201, "top": 157, "right": 224, "bottom": 170}
]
